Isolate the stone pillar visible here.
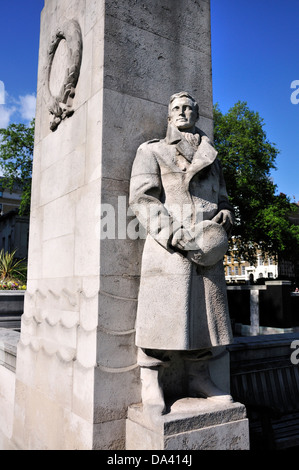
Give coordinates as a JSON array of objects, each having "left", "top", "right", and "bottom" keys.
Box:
[
  {"left": 12, "top": 0, "right": 104, "bottom": 450},
  {"left": 11, "top": 0, "right": 241, "bottom": 450},
  {"left": 250, "top": 289, "right": 260, "bottom": 336}
]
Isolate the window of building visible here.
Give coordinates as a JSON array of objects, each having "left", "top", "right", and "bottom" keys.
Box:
[
  {"left": 227, "top": 256, "right": 231, "bottom": 263},
  {"left": 241, "top": 266, "right": 245, "bottom": 275},
  {"left": 228, "top": 267, "right": 232, "bottom": 275}
]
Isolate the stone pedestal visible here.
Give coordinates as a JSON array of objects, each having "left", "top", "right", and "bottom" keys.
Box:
[{"left": 126, "top": 399, "right": 249, "bottom": 450}]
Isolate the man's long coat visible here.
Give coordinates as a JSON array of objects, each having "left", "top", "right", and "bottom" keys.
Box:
[{"left": 129, "top": 124, "right": 233, "bottom": 350}]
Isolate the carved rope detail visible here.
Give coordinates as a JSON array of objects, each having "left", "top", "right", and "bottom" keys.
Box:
[{"left": 46, "top": 19, "right": 83, "bottom": 131}]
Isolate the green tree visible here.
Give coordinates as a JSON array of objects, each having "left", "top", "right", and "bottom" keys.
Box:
[
  {"left": 0, "top": 119, "right": 34, "bottom": 215},
  {"left": 214, "top": 101, "right": 299, "bottom": 264}
]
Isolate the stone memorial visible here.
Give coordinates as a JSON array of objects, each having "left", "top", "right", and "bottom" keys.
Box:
[{"left": 0, "top": 0, "right": 249, "bottom": 450}]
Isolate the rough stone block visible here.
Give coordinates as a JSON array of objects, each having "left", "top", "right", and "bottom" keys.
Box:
[
  {"left": 105, "top": 0, "right": 211, "bottom": 54},
  {"left": 126, "top": 399, "right": 249, "bottom": 450},
  {"left": 98, "top": 288, "right": 137, "bottom": 332},
  {"left": 93, "top": 419, "right": 126, "bottom": 450},
  {"left": 94, "top": 366, "right": 141, "bottom": 423},
  {"left": 103, "top": 16, "right": 212, "bottom": 118},
  {"left": 97, "top": 330, "right": 137, "bottom": 369}
]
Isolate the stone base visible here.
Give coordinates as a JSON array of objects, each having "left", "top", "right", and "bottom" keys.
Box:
[{"left": 126, "top": 398, "right": 249, "bottom": 450}]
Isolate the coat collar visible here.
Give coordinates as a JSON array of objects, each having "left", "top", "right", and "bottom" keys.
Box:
[
  {"left": 165, "top": 123, "right": 218, "bottom": 174},
  {"left": 166, "top": 122, "right": 202, "bottom": 145}
]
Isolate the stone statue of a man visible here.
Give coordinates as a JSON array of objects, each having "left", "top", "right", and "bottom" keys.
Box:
[{"left": 129, "top": 92, "right": 234, "bottom": 418}]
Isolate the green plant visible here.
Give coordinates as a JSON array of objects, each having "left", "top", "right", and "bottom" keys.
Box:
[
  {"left": 0, "top": 249, "right": 27, "bottom": 283},
  {"left": 0, "top": 119, "right": 34, "bottom": 216}
]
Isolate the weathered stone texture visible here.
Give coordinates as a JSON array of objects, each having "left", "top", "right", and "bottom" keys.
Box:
[{"left": 126, "top": 400, "right": 249, "bottom": 450}]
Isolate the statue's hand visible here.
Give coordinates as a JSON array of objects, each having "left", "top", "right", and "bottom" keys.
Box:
[
  {"left": 212, "top": 210, "right": 234, "bottom": 235},
  {"left": 171, "top": 228, "right": 196, "bottom": 251}
]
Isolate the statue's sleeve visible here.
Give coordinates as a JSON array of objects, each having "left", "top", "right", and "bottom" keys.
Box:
[{"left": 129, "top": 143, "right": 175, "bottom": 250}]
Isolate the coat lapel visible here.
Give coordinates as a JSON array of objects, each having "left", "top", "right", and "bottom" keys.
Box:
[
  {"left": 190, "top": 135, "right": 218, "bottom": 171},
  {"left": 166, "top": 123, "right": 195, "bottom": 162},
  {"left": 165, "top": 124, "right": 218, "bottom": 177}
]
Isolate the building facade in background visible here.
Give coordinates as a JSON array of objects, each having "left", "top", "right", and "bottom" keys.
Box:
[
  {"left": 0, "top": 180, "right": 29, "bottom": 259},
  {"left": 224, "top": 250, "right": 278, "bottom": 284}
]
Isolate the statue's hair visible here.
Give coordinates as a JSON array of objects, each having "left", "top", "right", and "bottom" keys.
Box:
[{"left": 168, "top": 91, "right": 199, "bottom": 120}]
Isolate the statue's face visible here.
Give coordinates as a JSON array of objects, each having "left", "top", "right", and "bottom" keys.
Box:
[{"left": 169, "top": 97, "right": 198, "bottom": 131}]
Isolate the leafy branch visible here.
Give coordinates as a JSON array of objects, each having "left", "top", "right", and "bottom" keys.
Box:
[{"left": 0, "top": 119, "right": 34, "bottom": 215}]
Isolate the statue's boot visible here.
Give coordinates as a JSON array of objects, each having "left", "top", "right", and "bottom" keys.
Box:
[
  {"left": 140, "top": 366, "right": 166, "bottom": 419},
  {"left": 186, "top": 359, "right": 233, "bottom": 403}
]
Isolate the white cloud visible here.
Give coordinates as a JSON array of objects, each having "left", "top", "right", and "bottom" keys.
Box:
[
  {"left": 0, "top": 105, "right": 16, "bottom": 128},
  {"left": 0, "top": 92, "right": 36, "bottom": 128},
  {"left": 19, "top": 94, "right": 36, "bottom": 121}
]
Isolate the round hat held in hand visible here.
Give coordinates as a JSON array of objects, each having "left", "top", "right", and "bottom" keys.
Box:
[{"left": 186, "top": 220, "right": 228, "bottom": 267}]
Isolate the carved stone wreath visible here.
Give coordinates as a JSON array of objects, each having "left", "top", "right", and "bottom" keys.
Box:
[{"left": 46, "top": 19, "right": 83, "bottom": 131}]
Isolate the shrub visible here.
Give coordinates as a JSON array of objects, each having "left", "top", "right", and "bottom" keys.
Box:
[{"left": 0, "top": 249, "right": 27, "bottom": 288}]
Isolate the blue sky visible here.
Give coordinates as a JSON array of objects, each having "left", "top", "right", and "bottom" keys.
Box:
[
  {"left": 0, "top": 0, "right": 43, "bottom": 125},
  {"left": 0, "top": 0, "right": 298, "bottom": 202},
  {"left": 211, "top": 0, "right": 299, "bottom": 203}
]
